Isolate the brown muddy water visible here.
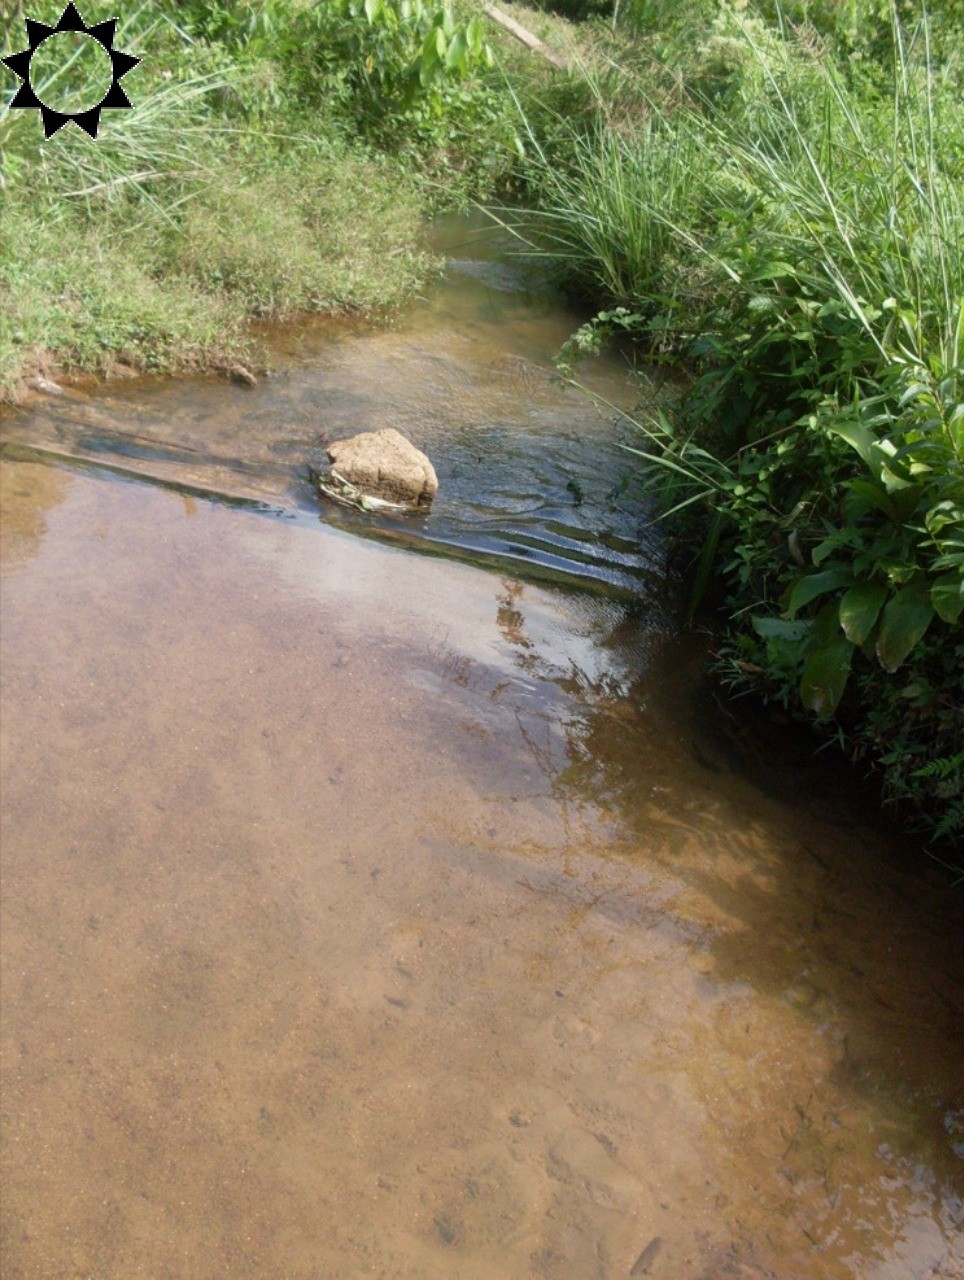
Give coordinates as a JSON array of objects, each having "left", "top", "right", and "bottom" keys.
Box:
[{"left": 1, "top": 217, "right": 962, "bottom": 1279}]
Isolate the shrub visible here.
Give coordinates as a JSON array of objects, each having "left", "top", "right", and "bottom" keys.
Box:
[{"left": 510, "top": 2, "right": 964, "bottom": 852}]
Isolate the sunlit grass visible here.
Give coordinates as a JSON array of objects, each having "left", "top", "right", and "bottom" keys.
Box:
[
  {"left": 0, "top": 3, "right": 436, "bottom": 392},
  {"left": 506, "top": 4, "right": 963, "bottom": 850}
]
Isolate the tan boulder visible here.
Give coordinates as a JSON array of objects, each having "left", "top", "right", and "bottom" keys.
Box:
[{"left": 326, "top": 428, "right": 438, "bottom": 509}]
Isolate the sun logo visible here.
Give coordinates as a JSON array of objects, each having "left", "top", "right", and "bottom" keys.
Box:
[{"left": 2, "top": 2, "right": 140, "bottom": 139}]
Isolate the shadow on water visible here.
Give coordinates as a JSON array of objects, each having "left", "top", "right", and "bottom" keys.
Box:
[{"left": 477, "top": 581, "right": 964, "bottom": 1276}]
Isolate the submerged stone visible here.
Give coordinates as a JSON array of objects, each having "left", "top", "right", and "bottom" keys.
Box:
[{"left": 325, "top": 428, "right": 438, "bottom": 509}]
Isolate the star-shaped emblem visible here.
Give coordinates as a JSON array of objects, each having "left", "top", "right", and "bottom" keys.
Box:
[{"left": 2, "top": 2, "right": 140, "bottom": 139}]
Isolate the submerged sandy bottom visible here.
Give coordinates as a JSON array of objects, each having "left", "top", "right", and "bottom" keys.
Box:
[{"left": 1, "top": 459, "right": 961, "bottom": 1279}]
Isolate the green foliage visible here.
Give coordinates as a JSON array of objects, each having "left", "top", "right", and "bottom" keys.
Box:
[
  {"left": 150, "top": 0, "right": 517, "bottom": 194},
  {"left": 289, "top": 0, "right": 520, "bottom": 192},
  {"left": 0, "top": 0, "right": 470, "bottom": 389},
  {"left": 288, "top": 0, "right": 493, "bottom": 111},
  {"left": 510, "top": 1, "right": 964, "bottom": 850}
]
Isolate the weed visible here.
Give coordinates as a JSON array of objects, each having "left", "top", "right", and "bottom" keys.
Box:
[{"left": 509, "top": 0, "right": 964, "bottom": 851}]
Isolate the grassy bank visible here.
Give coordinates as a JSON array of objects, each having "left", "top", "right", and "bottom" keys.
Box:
[
  {"left": 506, "top": 0, "right": 963, "bottom": 857},
  {"left": 0, "top": 0, "right": 542, "bottom": 396},
  {"left": 4, "top": 0, "right": 960, "bottom": 855},
  {"left": 1, "top": 145, "right": 432, "bottom": 390}
]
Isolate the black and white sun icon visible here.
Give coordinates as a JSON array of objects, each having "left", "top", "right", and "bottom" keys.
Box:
[{"left": 2, "top": 3, "right": 140, "bottom": 139}]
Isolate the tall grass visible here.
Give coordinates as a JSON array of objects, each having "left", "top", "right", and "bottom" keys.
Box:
[
  {"left": 0, "top": 1, "right": 437, "bottom": 391},
  {"left": 509, "top": 5, "right": 964, "bottom": 852},
  {"left": 0, "top": 4, "right": 231, "bottom": 212},
  {"left": 505, "top": 109, "right": 708, "bottom": 307}
]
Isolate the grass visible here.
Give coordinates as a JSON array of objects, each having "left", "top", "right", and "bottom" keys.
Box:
[
  {"left": 0, "top": 205, "right": 244, "bottom": 383},
  {"left": 508, "top": 113, "right": 707, "bottom": 306},
  {"left": 173, "top": 154, "right": 430, "bottom": 318},
  {"left": 504, "top": 1, "right": 964, "bottom": 856},
  {"left": 0, "top": 140, "right": 434, "bottom": 395},
  {"left": 0, "top": 1, "right": 451, "bottom": 397}
]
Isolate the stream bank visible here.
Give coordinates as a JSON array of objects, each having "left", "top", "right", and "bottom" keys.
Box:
[{"left": 1, "top": 214, "right": 961, "bottom": 1280}]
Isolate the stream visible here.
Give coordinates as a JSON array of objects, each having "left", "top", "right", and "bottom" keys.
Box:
[{"left": 1, "top": 214, "right": 961, "bottom": 1279}]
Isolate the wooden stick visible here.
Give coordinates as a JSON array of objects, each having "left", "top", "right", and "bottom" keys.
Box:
[{"left": 481, "top": 3, "right": 570, "bottom": 71}]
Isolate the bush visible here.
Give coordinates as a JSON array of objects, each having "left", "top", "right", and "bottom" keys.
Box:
[
  {"left": 510, "top": 2, "right": 964, "bottom": 853},
  {"left": 0, "top": 1, "right": 446, "bottom": 390},
  {"left": 153, "top": 0, "right": 521, "bottom": 198}
]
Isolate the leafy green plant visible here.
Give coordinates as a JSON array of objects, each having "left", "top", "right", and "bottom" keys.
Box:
[
  {"left": 511, "top": 1, "right": 963, "bottom": 848},
  {"left": 316, "top": 0, "right": 493, "bottom": 101}
]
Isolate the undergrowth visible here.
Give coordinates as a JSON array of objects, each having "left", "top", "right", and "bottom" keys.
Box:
[
  {"left": 0, "top": 0, "right": 530, "bottom": 394},
  {"left": 506, "top": 0, "right": 964, "bottom": 857}
]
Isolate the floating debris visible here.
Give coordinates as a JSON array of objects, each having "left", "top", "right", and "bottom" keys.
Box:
[{"left": 314, "top": 468, "right": 414, "bottom": 514}]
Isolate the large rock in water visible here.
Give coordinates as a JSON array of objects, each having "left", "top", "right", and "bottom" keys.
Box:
[{"left": 326, "top": 428, "right": 438, "bottom": 509}]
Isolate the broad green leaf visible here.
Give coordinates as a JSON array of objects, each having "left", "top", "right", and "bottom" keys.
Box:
[
  {"left": 931, "top": 573, "right": 964, "bottom": 624},
  {"left": 880, "top": 461, "right": 912, "bottom": 492},
  {"left": 786, "top": 566, "right": 854, "bottom": 618},
  {"left": 746, "top": 262, "right": 797, "bottom": 282},
  {"left": 811, "top": 599, "right": 844, "bottom": 645},
  {"left": 839, "top": 582, "right": 889, "bottom": 644},
  {"left": 829, "top": 418, "right": 875, "bottom": 466},
  {"left": 466, "top": 15, "right": 483, "bottom": 52},
  {"left": 419, "top": 28, "right": 441, "bottom": 84},
  {"left": 812, "top": 529, "right": 855, "bottom": 566},
  {"left": 800, "top": 631, "right": 854, "bottom": 719},
  {"left": 364, "top": 0, "right": 381, "bottom": 22},
  {"left": 445, "top": 30, "right": 467, "bottom": 70},
  {"left": 926, "top": 500, "right": 964, "bottom": 536},
  {"left": 875, "top": 581, "right": 935, "bottom": 672},
  {"left": 751, "top": 617, "right": 811, "bottom": 640},
  {"left": 845, "top": 478, "right": 897, "bottom": 520},
  {"left": 934, "top": 552, "right": 964, "bottom": 571},
  {"left": 899, "top": 382, "right": 931, "bottom": 406}
]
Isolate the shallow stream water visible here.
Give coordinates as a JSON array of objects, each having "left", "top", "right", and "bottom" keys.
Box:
[
  {"left": 1, "top": 215, "right": 663, "bottom": 597},
  {"left": 1, "top": 216, "right": 962, "bottom": 1279}
]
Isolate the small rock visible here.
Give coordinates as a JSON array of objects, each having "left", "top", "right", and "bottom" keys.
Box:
[
  {"left": 28, "top": 375, "right": 65, "bottom": 396},
  {"left": 326, "top": 427, "right": 438, "bottom": 509},
  {"left": 229, "top": 364, "right": 258, "bottom": 387}
]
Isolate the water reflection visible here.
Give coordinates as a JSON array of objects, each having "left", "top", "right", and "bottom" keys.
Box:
[
  {"left": 470, "top": 571, "right": 964, "bottom": 1277},
  {"left": 2, "top": 461, "right": 961, "bottom": 1278},
  {"left": 0, "top": 455, "right": 72, "bottom": 573}
]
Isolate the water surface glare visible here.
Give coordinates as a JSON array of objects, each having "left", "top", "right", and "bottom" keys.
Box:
[{"left": 1, "top": 459, "right": 961, "bottom": 1279}]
